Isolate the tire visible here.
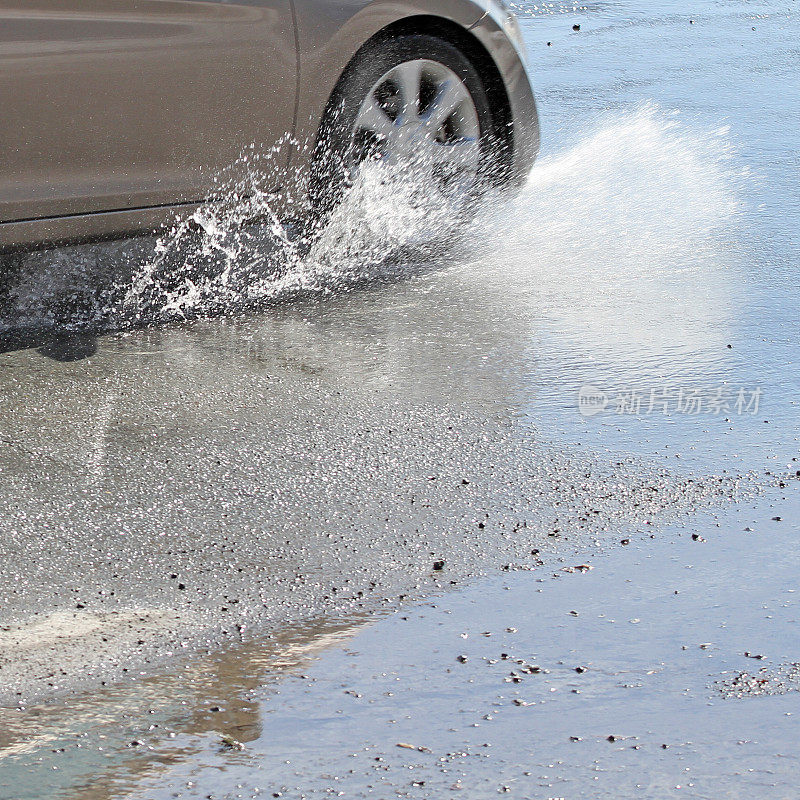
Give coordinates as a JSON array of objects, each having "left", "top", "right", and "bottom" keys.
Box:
[{"left": 308, "top": 33, "right": 505, "bottom": 232}]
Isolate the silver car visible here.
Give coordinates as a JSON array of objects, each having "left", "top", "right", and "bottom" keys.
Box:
[{"left": 0, "top": 0, "right": 538, "bottom": 251}]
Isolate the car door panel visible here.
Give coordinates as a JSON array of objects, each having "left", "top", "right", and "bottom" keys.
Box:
[{"left": 0, "top": 0, "right": 297, "bottom": 224}]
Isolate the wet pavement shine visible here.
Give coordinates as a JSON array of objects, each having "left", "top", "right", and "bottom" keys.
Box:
[{"left": 1, "top": 1, "right": 800, "bottom": 798}]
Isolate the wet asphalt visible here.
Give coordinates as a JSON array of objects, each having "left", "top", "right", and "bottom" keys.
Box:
[{"left": 1, "top": 0, "right": 800, "bottom": 797}]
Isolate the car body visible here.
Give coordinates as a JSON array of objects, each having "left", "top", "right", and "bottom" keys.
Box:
[{"left": 0, "top": 0, "right": 538, "bottom": 252}]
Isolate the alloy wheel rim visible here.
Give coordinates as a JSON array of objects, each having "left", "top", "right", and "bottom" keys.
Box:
[{"left": 350, "top": 59, "right": 482, "bottom": 206}]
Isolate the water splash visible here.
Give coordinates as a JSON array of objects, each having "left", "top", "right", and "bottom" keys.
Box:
[
  {"left": 0, "top": 106, "right": 740, "bottom": 338},
  {"left": 0, "top": 144, "right": 467, "bottom": 333},
  {"left": 463, "top": 105, "right": 742, "bottom": 360}
]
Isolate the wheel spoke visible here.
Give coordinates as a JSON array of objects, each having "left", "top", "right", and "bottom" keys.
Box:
[
  {"left": 424, "top": 79, "right": 469, "bottom": 131},
  {"left": 356, "top": 93, "right": 395, "bottom": 139},
  {"left": 393, "top": 60, "right": 422, "bottom": 120}
]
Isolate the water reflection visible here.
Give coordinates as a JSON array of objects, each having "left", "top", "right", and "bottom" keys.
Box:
[{"left": 0, "top": 616, "right": 367, "bottom": 800}]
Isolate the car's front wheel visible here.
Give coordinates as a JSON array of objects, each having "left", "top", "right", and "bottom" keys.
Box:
[{"left": 309, "top": 33, "right": 505, "bottom": 233}]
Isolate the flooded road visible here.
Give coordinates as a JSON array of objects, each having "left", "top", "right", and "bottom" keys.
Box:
[{"left": 1, "top": 0, "right": 800, "bottom": 797}]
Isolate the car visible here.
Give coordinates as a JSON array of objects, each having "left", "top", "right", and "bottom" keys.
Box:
[{"left": 0, "top": 0, "right": 539, "bottom": 252}]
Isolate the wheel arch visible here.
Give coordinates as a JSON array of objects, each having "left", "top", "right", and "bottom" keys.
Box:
[{"left": 286, "top": 1, "right": 537, "bottom": 209}]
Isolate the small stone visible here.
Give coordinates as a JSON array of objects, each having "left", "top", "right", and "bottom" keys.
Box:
[
  {"left": 432, "top": 560, "right": 445, "bottom": 571},
  {"left": 396, "top": 742, "right": 431, "bottom": 753},
  {"left": 219, "top": 734, "right": 245, "bottom": 751}
]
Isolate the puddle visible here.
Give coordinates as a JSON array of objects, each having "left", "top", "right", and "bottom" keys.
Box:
[{"left": 2, "top": 488, "right": 799, "bottom": 800}]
